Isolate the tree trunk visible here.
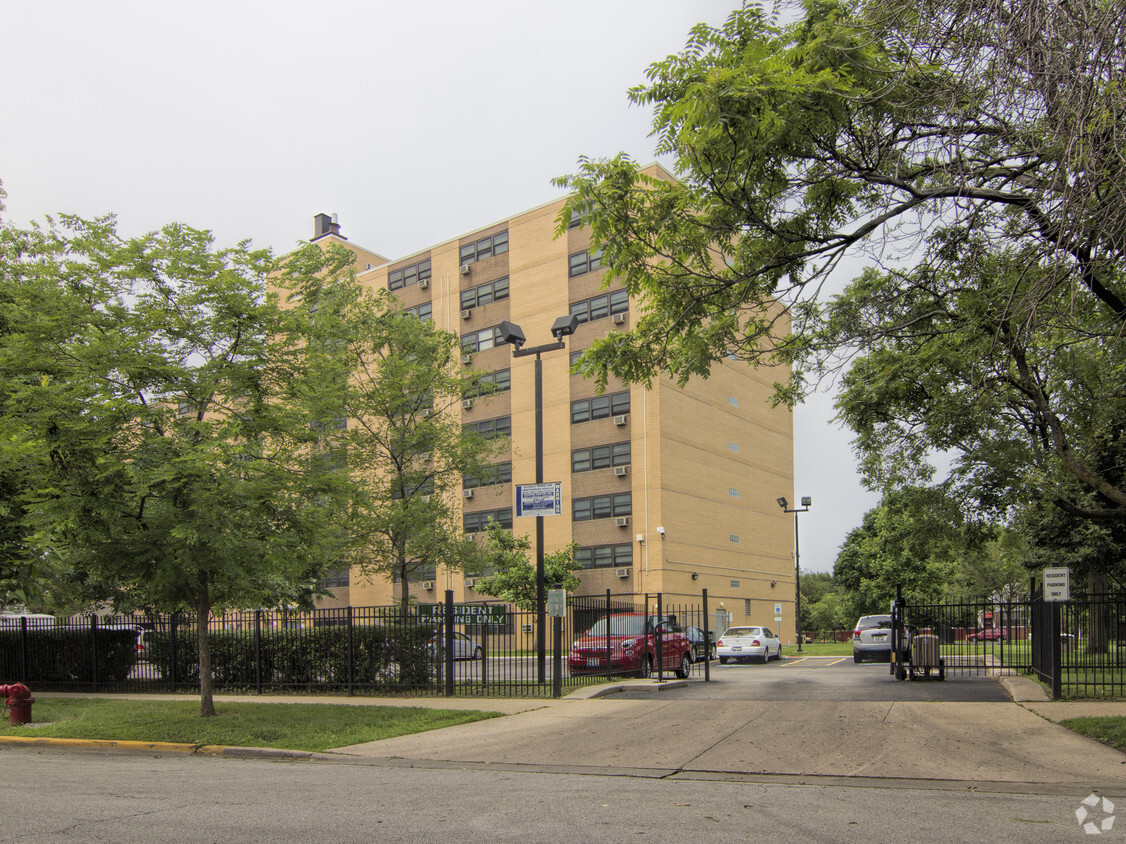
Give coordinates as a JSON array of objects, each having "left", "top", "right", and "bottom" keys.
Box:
[
  {"left": 1087, "top": 572, "right": 1110, "bottom": 655},
  {"left": 195, "top": 585, "right": 216, "bottom": 717},
  {"left": 398, "top": 554, "right": 410, "bottom": 623}
]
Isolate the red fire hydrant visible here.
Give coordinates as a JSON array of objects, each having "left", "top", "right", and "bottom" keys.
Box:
[{"left": 0, "top": 683, "right": 35, "bottom": 726}]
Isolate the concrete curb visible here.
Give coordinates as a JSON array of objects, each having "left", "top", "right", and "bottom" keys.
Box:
[
  {"left": 1000, "top": 674, "right": 1051, "bottom": 702},
  {"left": 563, "top": 678, "right": 689, "bottom": 699},
  {"left": 0, "top": 734, "right": 313, "bottom": 760}
]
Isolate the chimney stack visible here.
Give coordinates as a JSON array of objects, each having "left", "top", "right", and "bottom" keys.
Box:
[{"left": 313, "top": 213, "right": 342, "bottom": 240}]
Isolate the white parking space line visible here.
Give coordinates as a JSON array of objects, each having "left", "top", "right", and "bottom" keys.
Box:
[{"left": 781, "top": 656, "right": 849, "bottom": 667}]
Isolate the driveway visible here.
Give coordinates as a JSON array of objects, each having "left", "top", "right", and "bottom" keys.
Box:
[
  {"left": 334, "top": 657, "right": 1126, "bottom": 793},
  {"left": 614, "top": 655, "right": 1011, "bottom": 702}
]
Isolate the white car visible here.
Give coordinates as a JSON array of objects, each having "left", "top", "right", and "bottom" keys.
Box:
[
  {"left": 428, "top": 631, "right": 483, "bottom": 660},
  {"left": 717, "top": 626, "right": 782, "bottom": 664}
]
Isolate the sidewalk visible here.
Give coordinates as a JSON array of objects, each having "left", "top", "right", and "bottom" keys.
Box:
[{"left": 10, "top": 677, "right": 1126, "bottom": 793}]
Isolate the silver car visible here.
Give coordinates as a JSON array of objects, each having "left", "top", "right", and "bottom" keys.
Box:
[{"left": 852, "top": 615, "right": 893, "bottom": 662}]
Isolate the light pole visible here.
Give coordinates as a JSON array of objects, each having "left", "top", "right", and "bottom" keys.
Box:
[
  {"left": 777, "top": 496, "right": 811, "bottom": 653},
  {"left": 500, "top": 316, "right": 578, "bottom": 683}
]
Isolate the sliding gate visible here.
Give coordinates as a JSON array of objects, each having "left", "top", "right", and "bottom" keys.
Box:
[{"left": 897, "top": 598, "right": 1032, "bottom": 677}]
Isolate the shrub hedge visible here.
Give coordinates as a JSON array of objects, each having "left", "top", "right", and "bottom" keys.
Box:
[{"left": 0, "top": 627, "right": 138, "bottom": 683}]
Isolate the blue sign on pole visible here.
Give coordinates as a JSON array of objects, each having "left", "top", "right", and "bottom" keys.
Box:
[{"left": 516, "top": 482, "right": 562, "bottom": 517}]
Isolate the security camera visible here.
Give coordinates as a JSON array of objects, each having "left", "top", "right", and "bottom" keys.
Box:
[{"left": 656, "top": 526, "right": 666, "bottom": 535}]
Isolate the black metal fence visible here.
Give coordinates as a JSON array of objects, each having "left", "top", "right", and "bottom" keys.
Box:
[
  {"left": 1031, "top": 593, "right": 1126, "bottom": 700},
  {"left": 0, "top": 590, "right": 714, "bottom": 698},
  {"left": 902, "top": 598, "right": 1032, "bottom": 677}
]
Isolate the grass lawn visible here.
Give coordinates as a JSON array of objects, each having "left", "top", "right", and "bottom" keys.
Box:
[
  {"left": 0, "top": 698, "right": 502, "bottom": 752},
  {"left": 1060, "top": 717, "right": 1126, "bottom": 752}
]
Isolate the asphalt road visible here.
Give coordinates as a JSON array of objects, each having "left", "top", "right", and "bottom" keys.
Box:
[{"left": 0, "top": 745, "right": 1100, "bottom": 843}]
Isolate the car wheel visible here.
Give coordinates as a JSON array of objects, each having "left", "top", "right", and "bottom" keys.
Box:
[
  {"left": 719, "top": 656, "right": 729, "bottom": 665},
  {"left": 689, "top": 645, "right": 698, "bottom": 664},
  {"left": 640, "top": 655, "right": 653, "bottom": 678},
  {"left": 853, "top": 653, "right": 863, "bottom": 663},
  {"left": 473, "top": 646, "right": 483, "bottom": 661},
  {"left": 676, "top": 652, "right": 691, "bottom": 679}
]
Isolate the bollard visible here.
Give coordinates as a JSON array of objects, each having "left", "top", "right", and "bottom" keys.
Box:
[{"left": 0, "top": 683, "right": 35, "bottom": 725}]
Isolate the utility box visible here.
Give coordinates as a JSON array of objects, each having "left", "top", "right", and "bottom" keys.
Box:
[{"left": 908, "top": 633, "right": 944, "bottom": 681}]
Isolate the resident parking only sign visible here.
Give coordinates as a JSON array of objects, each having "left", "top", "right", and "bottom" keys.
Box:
[
  {"left": 516, "top": 482, "right": 562, "bottom": 517},
  {"left": 1044, "top": 567, "right": 1071, "bottom": 602}
]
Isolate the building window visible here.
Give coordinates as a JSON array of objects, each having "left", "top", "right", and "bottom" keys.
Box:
[
  {"left": 745, "top": 599, "right": 752, "bottom": 616},
  {"left": 463, "top": 461, "right": 512, "bottom": 490},
  {"left": 571, "top": 391, "right": 630, "bottom": 424},
  {"left": 317, "top": 569, "right": 350, "bottom": 590},
  {"left": 464, "top": 416, "right": 511, "bottom": 438},
  {"left": 404, "top": 301, "right": 432, "bottom": 321},
  {"left": 567, "top": 209, "right": 588, "bottom": 230},
  {"left": 728, "top": 442, "right": 739, "bottom": 452},
  {"left": 575, "top": 543, "right": 632, "bottom": 569},
  {"left": 177, "top": 402, "right": 194, "bottom": 417},
  {"left": 728, "top": 396, "right": 739, "bottom": 407},
  {"left": 471, "top": 368, "right": 511, "bottom": 397},
  {"left": 729, "top": 488, "right": 740, "bottom": 498},
  {"left": 572, "top": 493, "right": 632, "bottom": 522},
  {"left": 389, "top": 258, "right": 432, "bottom": 291},
  {"left": 460, "top": 231, "right": 509, "bottom": 265},
  {"left": 568, "top": 248, "right": 604, "bottom": 277},
  {"left": 569, "top": 289, "right": 628, "bottom": 324},
  {"left": 462, "top": 325, "right": 505, "bottom": 353},
  {"left": 464, "top": 508, "right": 513, "bottom": 533},
  {"left": 730, "top": 534, "right": 740, "bottom": 543},
  {"left": 571, "top": 442, "right": 630, "bottom": 473},
  {"left": 461, "top": 277, "right": 509, "bottom": 309}
]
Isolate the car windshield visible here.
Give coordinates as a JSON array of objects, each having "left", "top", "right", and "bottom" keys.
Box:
[
  {"left": 724, "top": 627, "right": 760, "bottom": 637},
  {"left": 586, "top": 616, "right": 646, "bottom": 637}
]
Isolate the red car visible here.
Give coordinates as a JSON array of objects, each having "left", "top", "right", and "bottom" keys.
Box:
[
  {"left": 568, "top": 613, "right": 692, "bottom": 678},
  {"left": 966, "top": 628, "right": 1007, "bottom": 642}
]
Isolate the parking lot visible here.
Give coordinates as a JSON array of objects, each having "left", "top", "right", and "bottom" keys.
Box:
[{"left": 612, "top": 654, "right": 1013, "bottom": 702}]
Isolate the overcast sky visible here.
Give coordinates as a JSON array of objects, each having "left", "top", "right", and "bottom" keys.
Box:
[{"left": 1, "top": 0, "right": 879, "bottom": 573}]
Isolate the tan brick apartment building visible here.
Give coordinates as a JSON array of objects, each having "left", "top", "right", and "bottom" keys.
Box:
[{"left": 309, "top": 164, "right": 799, "bottom": 641}]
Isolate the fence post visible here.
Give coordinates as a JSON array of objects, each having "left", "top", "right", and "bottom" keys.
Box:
[
  {"left": 90, "top": 614, "right": 99, "bottom": 693},
  {"left": 170, "top": 612, "right": 179, "bottom": 692},
  {"left": 552, "top": 616, "right": 562, "bottom": 698},
  {"left": 18, "top": 616, "right": 28, "bottom": 683},
  {"left": 1051, "top": 600, "right": 1062, "bottom": 700},
  {"left": 444, "top": 590, "right": 455, "bottom": 697},
  {"left": 656, "top": 592, "right": 664, "bottom": 681},
  {"left": 346, "top": 606, "right": 354, "bottom": 697},
  {"left": 605, "top": 589, "right": 612, "bottom": 680},
  {"left": 254, "top": 610, "right": 262, "bottom": 694},
  {"left": 702, "top": 589, "right": 710, "bottom": 682}
]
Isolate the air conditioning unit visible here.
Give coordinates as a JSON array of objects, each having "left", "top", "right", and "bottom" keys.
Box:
[
  {"left": 613, "top": 414, "right": 627, "bottom": 426},
  {"left": 418, "top": 278, "right": 429, "bottom": 289},
  {"left": 612, "top": 313, "right": 626, "bottom": 324},
  {"left": 461, "top": 308, "right": 473, "bottom": 320},
  {"left": 420, "top": 409, "right": 431, "bottom": 418},
  {"left": 615, "top": 516, "right": 630, "bottom": 527},
  {"left": 423, "top": 581, "right": 435, "bottom": 590},
  {"left": 461, "top": 353, "right": 473, "bottom": 364},
  {"left": 616, "top": 567, "right": 630, "bottom": 578},
  {"left": 463, "top": 488, "right": 474, "bottom": 499},
  {"left": 613, "top": 465, "right": 628, "bottom": 477},
  {"left": 462, "top": 398, "right": 474, "bottom": 410},
  {"left": 460, "top": 264, "right": 472, "bottom": 275},
  {"left": 464, "top": 578, "right": 476, "bottom": 588}
]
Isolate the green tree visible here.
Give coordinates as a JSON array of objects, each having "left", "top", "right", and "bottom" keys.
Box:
[
  {"left": 556, "top": 0, "right": 1126, "bottom": 525},
  {"left": 286, "top": 269, "right": 502, "bottom": 617},
  {"left": 473, "top": 521, "right": 582, "bottom": 612},
  {"left": 833, "top": 487, "right": 979, "bottom": 612},
  {"left": 0, "top": 213, "right": 346, "bottom": 716}
]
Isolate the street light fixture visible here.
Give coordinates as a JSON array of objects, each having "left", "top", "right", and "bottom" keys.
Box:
[
  {"left": 777, "top": 495, "right": 812, "bottom": 653},
  {"left": 500, "top": 316, "right": 578, "bottom": 683}
]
